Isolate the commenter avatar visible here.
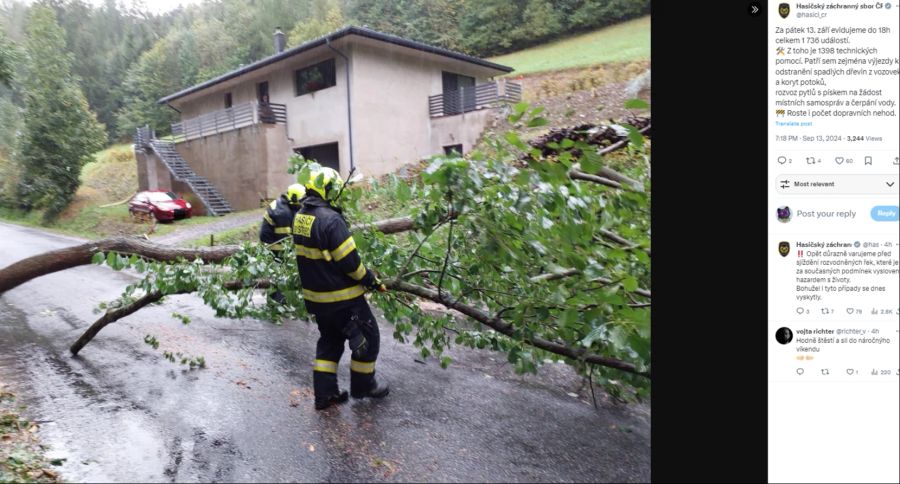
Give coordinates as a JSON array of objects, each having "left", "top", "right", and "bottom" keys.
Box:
[{"left": 776, "top": 327, "right": 793, "bottom": 345}]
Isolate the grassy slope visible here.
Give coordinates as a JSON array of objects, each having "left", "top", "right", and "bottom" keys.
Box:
[
  {"left": 488, "top": 16, "right": 650, "bottom": 76},
  {"left": 0, "top": 144, "right": 238, "bottom": 239}
]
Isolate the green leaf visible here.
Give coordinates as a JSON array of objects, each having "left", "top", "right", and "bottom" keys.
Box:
[
  {"left": 623, "top": 276, "right": 639, "bottom": 292},
  {"left": 621, "top": 123, "right": 645, "bottom": 150},
  {"left": 624, "top": 98, "right": 650, "bottom": 110},
  {"left": 580, "top": 151, "right": 603, "bottom": 174},
  {"left": 91, "top": 251, "right": 105, "bottom": 264},
  {"left": 440, "top": 356, "right": 452, "bottom": 369},
  {"left": 504, "top": 131, "right": 526, "bottom": 150},
  {"left": 561, "top": 138, "right": 575, "bottom": 149},
  {"left": 527, "top": 117, "right": 548, "bottom": 128},
  {"left": 581, "top": 326, "right": 605, "bottom": 347},
  {"left": 396, "top": 179, "right": 411, "bottom": 202}
]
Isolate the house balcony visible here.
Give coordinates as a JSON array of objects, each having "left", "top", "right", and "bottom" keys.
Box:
[
  {"left": 428, "top": 80, "right": 522, "bottom": 118},
  {"left": 170, "top": 101, "right": 287, "bottom": 143}
]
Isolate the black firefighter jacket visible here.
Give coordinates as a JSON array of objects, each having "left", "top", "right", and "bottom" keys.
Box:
[
  {"left": 292, "top": 196, "right": 378, "bottom": 315},
  {"left": 259, "top": 194, "right": 298, "bottom": 251}
]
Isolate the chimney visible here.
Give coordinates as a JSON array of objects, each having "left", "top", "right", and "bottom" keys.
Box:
[{"left": 274, "top": 27, "right": 286, "bottom": 53}]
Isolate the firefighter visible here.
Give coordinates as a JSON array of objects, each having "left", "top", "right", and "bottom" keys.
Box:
[
  {"left": 293, "top": 166, "right": 389, "bottom": 410},
  {"left": 260, "top": 183, "right": 306, "bottom": 304}
]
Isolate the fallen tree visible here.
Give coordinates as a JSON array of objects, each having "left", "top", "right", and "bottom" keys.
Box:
[
  {"left": 0, "top": 216, "right": 417, "bottom": 294},
  {"left": 2, "top": 105, "right": 652, "bottom": 398}
]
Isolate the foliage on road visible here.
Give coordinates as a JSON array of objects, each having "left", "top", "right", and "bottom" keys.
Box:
[{"left": 0, "top": 384, "right": 61, "bottom": 483}]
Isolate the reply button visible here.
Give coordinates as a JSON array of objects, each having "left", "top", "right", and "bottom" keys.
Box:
[{"left": 871, "top": 206, "right": 899, "bottom": 222}]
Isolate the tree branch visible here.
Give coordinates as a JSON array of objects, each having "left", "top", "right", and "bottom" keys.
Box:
[
  {"left": 437, "top": 195, "right": 455, "bottom": 296},
  {"left": 598, "top": 229, "right": 651, "bottom": 257},
  {"left": 529, "top": 269, "right": 651, "bottom": 298},
  {"left": 568, "top": 170, "right": 623, "bottom": 188},
  {"left": 70, "top": 290, "right": 165, "bottom": 355},
  {"left": 70, "top": 279, "right": 271, "bottom": 355},
  {"left": 398, "top": 220, "right": 446, "bottom": 278},
  {"left": 0, "top": 217, "right": 419, "bottom": 295},
  {"left": 385, "top": 279, "right": 649, "bottom": 378}
]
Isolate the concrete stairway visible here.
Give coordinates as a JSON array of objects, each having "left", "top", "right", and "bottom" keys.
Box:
[{"left": 148, "top": 140, "right": 233, "bottom": 216}]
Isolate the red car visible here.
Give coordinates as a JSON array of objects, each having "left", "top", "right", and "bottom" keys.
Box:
[{"left": 129, "top": 190, "right": 192, "bottom": 222}]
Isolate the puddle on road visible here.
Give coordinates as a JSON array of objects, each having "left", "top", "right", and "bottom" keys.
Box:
[{"left": 0, "top": 302, "right": 172, "bottom": 482}]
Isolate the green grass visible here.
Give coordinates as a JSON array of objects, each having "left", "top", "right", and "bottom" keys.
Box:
[
  {"left": 488, "top": 16, "right": 650, "bottom": 75},
  {"left": 0, "top": 142, "right": 243, "bottom": 239},
  {"left": 0, "top": 203, "right": 244, "bottom": 240},
  {"left": 184, "top": 222, "right": 259, "bottom": 247}
]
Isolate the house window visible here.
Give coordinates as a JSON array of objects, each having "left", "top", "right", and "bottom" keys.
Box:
[
  {"left": 295, "top": 59, "right": 336, "bottom": 96},
  {"left": 442, "top": 71, "right": 476, "bottom": 115},
  {"left": 295, "top": 142, "right": 340, "bottom": 172},
  {"left": 224, "top": 92, "right": 232, "bottom": 109},
  {"left": 443, "top": 144, "right": 463, "bottom": 156},
  {"left": 257, "top": 81, "right": 269, "bottom": 103}
]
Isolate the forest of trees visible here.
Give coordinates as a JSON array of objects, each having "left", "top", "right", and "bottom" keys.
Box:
[{"left": 0, "top": 0, "right": 647, "bottom": 216}]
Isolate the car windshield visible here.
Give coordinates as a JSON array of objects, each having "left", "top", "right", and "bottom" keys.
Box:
[{"left": 146, "top": 192, "right": 176, "bottom": 202}]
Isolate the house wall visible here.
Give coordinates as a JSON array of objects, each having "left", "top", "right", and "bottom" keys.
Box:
[
  {"left": 349, "top": 39, "right": 498, "bottom": 177},
  {"left": 172, "top": 123, "right": 290, "bottom": 211},
  {"left": 165, "top": 36, "right": 506, "bottom": 186},
  {"left": 138, "top": 150, "right": 172, "bottom": 193},
  {"left": 429, "top": 109, "right": 495, "bottom": 156},
  {"left": 172, "top": 43, "right": 351, "bottom": 175},
  {"left": 135, "top": 149, "right": 149, "bottom": 192}
]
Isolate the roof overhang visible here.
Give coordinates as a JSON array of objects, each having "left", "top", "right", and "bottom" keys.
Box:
[{"left": 157, "top": 26, "right": 514, "bottom": 105}]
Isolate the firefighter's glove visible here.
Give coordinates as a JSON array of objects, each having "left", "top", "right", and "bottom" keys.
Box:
[{"left": 365, "top": 271, "right": 387, "bottom": 293}]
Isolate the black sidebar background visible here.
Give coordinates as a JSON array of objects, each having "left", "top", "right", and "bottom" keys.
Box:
[{"left": 650, "top": 1, "right": 768, "bottom": 482}]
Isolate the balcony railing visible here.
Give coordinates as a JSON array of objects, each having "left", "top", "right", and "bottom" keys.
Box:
[
  {"left": 428, "top": 80, "right": 522, "bottom": 118},
  {"left": 170, "top": 101, "right": 287, "bottom": 143}
]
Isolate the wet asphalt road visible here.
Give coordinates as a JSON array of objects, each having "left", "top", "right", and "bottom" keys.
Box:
[{"left": 0, "top": 221, "right": 650, "bottom": 483}]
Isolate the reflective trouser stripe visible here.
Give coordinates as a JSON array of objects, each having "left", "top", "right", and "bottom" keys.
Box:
[
  {"left": 332, "top": 236, "right": 357, "bottom": 261},
  {"left": 274, "top": 226, "right": 291, "bottom": 234},
  {"left": 350, "top": 359, "right": 375, "bottom": 374},
  {"left": 295, "top": 245, "right": 332, "bottom": 261},
  {"left": 313, "top": 359, "right": 337, "bottom": 373},
  {"left": 347, "top": 262, "right": 366, "bottom": 281},
  {"left": 302, "top": 285, "right": 365, "bottom": 303},
  {"left": 263, "top": 213, "right": 275, "bottom": 225}
]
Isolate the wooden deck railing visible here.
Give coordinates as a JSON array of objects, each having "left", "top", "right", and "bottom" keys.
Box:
[
  {"left": 170, "top": 102, "right": 287, "bottom": 143},
  {"left": 428, "top": 80, "right": 522, "bottom": 118}
]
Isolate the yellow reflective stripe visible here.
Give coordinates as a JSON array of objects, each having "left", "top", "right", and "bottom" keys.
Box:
[
  {"left": 313, "top": 359, "right": 337, "bottom": 373},
  {"left": 350, "top": 359, "right": 375, "bottom": 374},
  {"left": 295, "top": 245, "right": 333, "bottom": 261},
  {"left": 263, "top": 213, "right": 275, "bottom": 226},
  {"left": 269, "top": 243, "right": 285, "bottom": 251},
  {"left": 274, "top": 226, "right": 292, "bottom": 234},
  {"left": 302, "top": 285, "right": 365, "bottom": 303},
  {"left": 347, "top": 262, "right": 367, "bottom": 281},
  {"left": 332, "top": 236, "right": 356, "bottom": 261}
]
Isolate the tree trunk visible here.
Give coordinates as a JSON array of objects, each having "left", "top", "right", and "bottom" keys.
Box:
[{"left": 0, "top": 217, "right": 416, "bottom": 295}]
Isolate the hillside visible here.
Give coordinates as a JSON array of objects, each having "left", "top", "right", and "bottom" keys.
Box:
[{"left": 488, "top": 16, "right": 650, "bottom": 75}]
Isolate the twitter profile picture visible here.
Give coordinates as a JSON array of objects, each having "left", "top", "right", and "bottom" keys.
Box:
[
  {"left": 777, "top": 206, "right": 791, "bottom": 223},
  {"left": 776, "top": 327, "right": 793, "bottom": 345}
]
